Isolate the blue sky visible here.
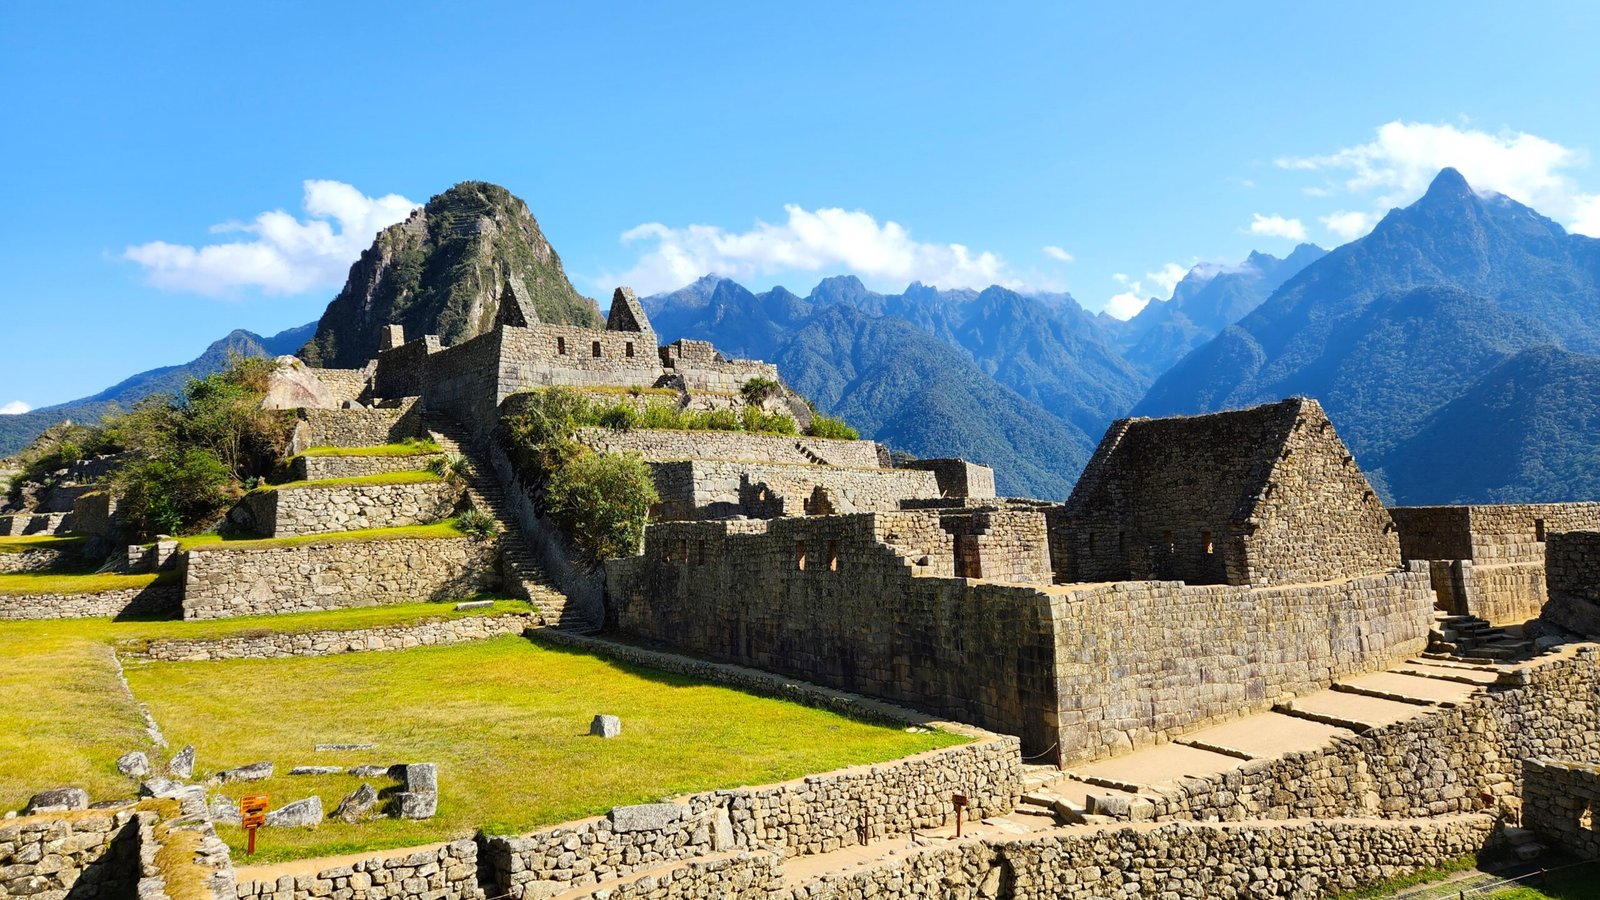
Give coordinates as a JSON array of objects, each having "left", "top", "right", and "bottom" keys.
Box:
[{"left": 5, "top": 1, "right": 1600, "bottom": 409}]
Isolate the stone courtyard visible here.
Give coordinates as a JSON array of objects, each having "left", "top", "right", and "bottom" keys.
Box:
[{"left": 4, "top": 287, "right": 1600, "bottom": 900}]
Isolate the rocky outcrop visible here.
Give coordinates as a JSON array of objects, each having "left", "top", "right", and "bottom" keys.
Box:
[{"left": 299, "top": 182, "right": 601, "bottom": 368}]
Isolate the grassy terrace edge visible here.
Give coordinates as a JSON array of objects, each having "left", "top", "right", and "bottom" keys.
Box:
[
  {"left": 292, "top": 441, "right": 443, "bottom": 459},
  {"left": 254, "top": 471, "right": 443, "bottom": 492},
  {"left": 0, "top": 534, "right": 88, "bottom": 554},
  {"left": 0, "top": 569, "right": 175, "bottom": 596},
  {"left": 177, "top": 520, "right": 469, "bottom": 552}
]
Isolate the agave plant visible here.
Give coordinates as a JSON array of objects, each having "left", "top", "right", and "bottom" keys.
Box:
[
  {"left": 455, "top": 506, "right": 500, "bottom": 542},
  {"left": 427, "top": 452, "right": 472, "bottom": 485}
]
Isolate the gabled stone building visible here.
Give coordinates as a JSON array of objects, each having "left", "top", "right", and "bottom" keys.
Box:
[{"left": 1057, "top": 397, "right": 1399, "bottom": 586}]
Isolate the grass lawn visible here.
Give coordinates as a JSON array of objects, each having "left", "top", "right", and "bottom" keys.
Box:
[
  {"left": 0, "top": 599, "right": 529, "bottom": 815},
  {"left": 125, "top": 635, "right": 966, "bottom": 862},
  {"left": 0, "top": 569, "right": 173, "bottom": 596},
  {"left": 256, "top": 471, "right": 443, "bottom": 492},
  {"left": 294, "top": 441, "right": 442, "bottom": 458},
  {"left": 1484, "top": 870, "right": 1600, "bottom": 899},
  {"left": 0, "top": 534, "right": 87, "bottom": 554},
  {"left": 176, "top": 521, "right": 467, "bottom": 552}
]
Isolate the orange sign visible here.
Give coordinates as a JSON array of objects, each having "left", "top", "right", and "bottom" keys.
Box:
[{"left": 240, "top": 795, "right": 270, "bottom": 854}]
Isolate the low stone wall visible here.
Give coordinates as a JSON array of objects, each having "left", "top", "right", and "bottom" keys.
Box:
[
  {"left": 482, "top": 737, "right": 1019, "bottom": 899},
  {"left": 0, "top": 584, "right": 181, "bottom": 620},
  {"left": 236, "top": 480, "right": 459, "bottom": 538},
  {"left": 776, "top": 815, "right": 1496, "bottom": 900},
  {"left": 181, "top": 538, "right": 499, "bottom": 619},
  {"left": 1092, "top": 645, "right": 1600, "bottom": 824},
  {"left": 289, "top": 454, "right": 444, "bottom": 482},
  {"left": 574, "top": 427, "right": 884, "bottom": 469},
  {"left": 0, "top": 513, "right": 69, "bottom": 537},
  {"left": 1523, "top": 758, "right": 1600, "bottom": 859},
  {"left": 648, "top": 460, "right": 938, "bottom": 520},
  {"left": 234, "top": 839, "right": 483, "bottom": 900},
  {"left": 1457, "top": 561, "right": 1548, "bottom": 624},
  {"left": 127, "top": 612, "right": 535, "bottom": 661},
  {"left": 0, "top": 807, "right": 142, "bottom": 900},
  {"left": 289, "top": 399, "right": 423, "bottom": 455},
  {"left": 0, "top": 547, "right": 72, "bottom": 573},
  {"left": 1548, "top": 531, "right": 1600, "bottom": 604}
]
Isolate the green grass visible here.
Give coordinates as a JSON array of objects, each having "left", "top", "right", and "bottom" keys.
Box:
[
  {"left": 0, "top": 570, "right": 173, "bottom": 597},
  {"left": 114, "top": 598, "right": 531, "bottom": 651},
  {"left": 0, "top": 534, "right": 87, "bottom": 554},
  {"left": 294, "top": 441, "right": 442, "bottom": 458},
  {"left": 255, "top": 471, "right": 443, "bottom": 492},
  {"left": 1484, "top": 869, "right": 1600, "bottom": 899},
  {"left": 177, "top": 521, "right": 467, "bottom": 552},
  {"left": 1329, "top": 855, "right": 1479, "bottom": 899},
  {"left": 126, "top": 636, "right": 965, "bottom": 862}
]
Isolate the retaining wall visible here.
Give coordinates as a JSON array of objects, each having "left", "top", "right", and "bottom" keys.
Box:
[
  {"left": 126, "top": 612, "right": 535, "bottom": 661},
  {"left": 1523, "top": 758, "right": 1600, "bottom": 859},
  {"left": 0, "top": 584, "right": 181, "bottom": 620},
  {"left": 234, "top": 840, "right": 483, "bottom": 900},
  {"left": 289, "top": 454, "right": 444, "bottom": 482},
  {"left": 0, "top": 547, "right": 73, "bottom": 574},
  {"left": 0, "top": 807, "right": 142, "bottom": 900},
  {"left": 648, "top": 460, "right": 938, "bottom": 520},
  {"left": 572, "top": 427, "right": 884, "bottom": 469},
  {"left": 236, "top": 480, "right": 459, "bottom": 537},
  {"left": 181, "top": 538, "right": 499, "bottom": 619},
  {"left": 289, "top": 400, "right": 424, "bottom": 455}
]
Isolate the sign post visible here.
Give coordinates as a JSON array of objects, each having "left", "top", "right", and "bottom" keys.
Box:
[
  {"left": 952, "top": 793, "right": 968, "bottom": 838},
  {"left": 240, "top": 795, "right": 270, "bottom": 856}
]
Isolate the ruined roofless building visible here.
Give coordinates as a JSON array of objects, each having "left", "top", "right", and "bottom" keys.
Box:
[{"left": 1058, "top": 397, "right": 1400, "bottom": 586}]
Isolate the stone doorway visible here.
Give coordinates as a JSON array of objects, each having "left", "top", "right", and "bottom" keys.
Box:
[{"left": 954, "top": 533, "right": 982, "bottom": 579}]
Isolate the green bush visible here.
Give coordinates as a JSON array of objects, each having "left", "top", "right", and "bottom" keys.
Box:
[
  {"left": 427, "top": 452, "right": 472, "bottom": 484},
  {"left": 639, "top": 400, "right": 685, "bottom": 429},
  {"left": 687, "top": 408, "right": 742, "bottom": 431},
  {"left": 806, "top": 414, "right": 860, "bottom": 440},
  {"left": 739, "top": 377, "right": 782, "bottom": 405},
  {"left": 545, "top": 452, "right": 659, "bottom": 561},
  {"left": 596, "top": 402, "right": 641, "bottom": 431},
  {"left": 113, "top": 448, "right": 231, "bottom": 537},
  {"left": 455, "top": 507, "right": 500, "bottom": 542},
  {"left": 741, "top": 405, "right": 798, "bottom": 435}
]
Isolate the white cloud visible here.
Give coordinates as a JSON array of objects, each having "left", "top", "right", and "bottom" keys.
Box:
[
  {"left": 1100, "top": 262, "right": 1185, "bottom": 319},
  {"left": 1320, "top": 210, "right": 1376, "bottom": 241},
  {"left": 1042, "top": 245, "right": 1075, "bottom": 263},
  {"left": 607, "top": 205, "right": 1020, "bottom": 294},
  {"left": 1248, "top": 213, "right": 1309, "bottom": 241},
  {"left": 124, "top": 180, "right": 419, "bottom": 296},
  {"left": 1278, "top": 120, "right": 1600, "bottom": 236},
  {"left": 1104, "top": 291, "right": 1149, "bottom": 319},
  {"left": 1146, "top": 262, "right": 1188, "bottom": 296},
  {"left": 0, "top": 401, "right": 29, "bottom": 415}
]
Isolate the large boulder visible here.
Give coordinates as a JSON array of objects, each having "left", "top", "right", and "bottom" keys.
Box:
[
  {"left": 261, "top": 357, "right": 337, "bottom": 410},
  {"left": 24, "top": 787, "right": 89, "bottom": 814},
  {"left": 167, "top": 745, "right": 195, "bottom": 780},
  {"left": 210, "top": 761, "right": 273, "bottom": 784},
  {"left": 332, "top": 784, "right": 379, "bottom": 824},
  {"left": 117, "top": 751, "right": 150, "bottom": 778},
  {"left": 265, "top": 796, "right": 324, "bottom": 828}
]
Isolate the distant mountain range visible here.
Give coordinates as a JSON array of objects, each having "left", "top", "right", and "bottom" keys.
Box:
[
  {"left": 0, "top": 323, "right": 314, "bottom": 457},
  {"left": 12, "top": 171, "right": 1600, "bottom": 504}
]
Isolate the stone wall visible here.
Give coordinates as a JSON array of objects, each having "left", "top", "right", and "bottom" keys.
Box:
[
  {"left": 1103, "top": 646, "right": 1600, "bottom": 824},
  {"left": 236, "top": 479, "right": 459, "bottom": 538},
  {"left": 290, "top": 399, "right": 423, "bottom": 454},
  {"left": 181, "top": 538, "right": 499, "bottom": 619},
  {"left": 70, "top": 492, "right": 118, "bottom": 540},
  {"left": 234, "top": 839, "right": 483, "bottom": 900},
  {"left": 305, "top": 367, "right": 370, "bottom": 403},
  {"left": 1523, "top": 758, "right": 1600, "bottom": 859},
  {"left": 571, "top": 427, "right": 885, "bottom": 469},
  {"left": 609, "top": 511, "right": 1430, "bottom": 761},
  {"left": 898, "top": 459, "right": 996, "bottom": 500},
  {"left": 0, "top": 547, "right": 73, "bottom": 574},
  {"left": 0, "top": 807, "right": 142, "bottom": 900},
  {"left": 779, "top": 815, "right": 1495, "bottom": 900},
  {"left": 0, "top": 513, "right": 68, "bottom": 537},
  {"left": 289, "top": 453, "right": 444, "bottom": 482},
  {"left": 482, "top": 737, "right": 1019, "bottom": 899},
  {"left": 0, "top": 584, "right": 181, "bottom": 620},
  {"left": 1547, "top": 531, "right": 1600, "bottom": 604},
  {"left": 648, "top": 460, "right": 938, "bottom": 521},
  {"left": 127, "top": 612, "right": 535, "bottom": 661}
]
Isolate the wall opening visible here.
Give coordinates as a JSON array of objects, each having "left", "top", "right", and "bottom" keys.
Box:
[
  {"left": 1163, "top": 530, "right": 1175, "bottom": 554},
  {"left": 804, "top": 486, "right": 836, "bottom": 516},
  {"left": 1580, "top": 804, "right": 1594, "bottom": 831},
  {"left": 1536, "top": 518, "right": 1548, "bottom": 542},
  {"left": 954, "top": 533, "right": 982, "bottom": 579},
  {"left": 625, "top": 341, "right": 635, "bottom": 358},
  {"left": 1202, "top": 530, "right": 1214, "bottom": 555},
  {"left": 591, "top": 340, "right": 602, "bottom": 358},
  {"left": 695, "top": 540, "right": 707, "bottom": 566},
  {"left": 679, "top": 539, "right": 691, "bottom": 566},
  {"left": 557, "top": 336, "right": 567, "bottom": 355},
  {"left": 827, "top": 540, "right": 840, "bottom": 572},
  {"left": 795, "top": 540, "right": 807, "bottom": 571}
]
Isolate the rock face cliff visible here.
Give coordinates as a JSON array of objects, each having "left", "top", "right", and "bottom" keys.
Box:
[{"left": 299, "top": 181, "right": 601, "bottom": 367}]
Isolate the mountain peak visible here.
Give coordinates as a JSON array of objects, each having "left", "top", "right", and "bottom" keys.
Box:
[{"left": 1424, "top": 167, "right": 1473, "bottom": 199}]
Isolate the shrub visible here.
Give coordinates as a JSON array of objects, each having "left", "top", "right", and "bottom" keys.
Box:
[
  {"left": 639, "top": 400, "right": 685, "bottom": 430},
  {"left": 687, "top": 408, "right": 743, "bottom": 432},
  {"left": 806, "top": 414, "right": 860, "bottom": 441},
  {"left": 427, "top": 452, "right": 471, "bottom": 484},
  {"left": 741, "top": 405, "right": 798, "bottom": 435},
  {"left": 739, "top": 376, "right": 782, "bottom": 405},
  {"left": 596, "top": 402, "right": 641, "bottom": 431},
  {"left": 113, "top": 448, "right": 231, "bottom": 538},
  {"left": 545, "top": 452, "right": 659, "bottom": 561},
  {"left": 502, "top": 388, "right": 595, "bottom": 480},
  {"left": 455, "top": 507, "right": 500, "bottom": 542}
]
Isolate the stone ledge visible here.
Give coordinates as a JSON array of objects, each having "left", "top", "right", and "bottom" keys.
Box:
[{"left": 124, "top": 613, "right": 536, "bottom": 662}]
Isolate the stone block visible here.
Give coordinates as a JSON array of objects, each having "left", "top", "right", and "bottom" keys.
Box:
[
  {"left": 212, "top": 761, "right": 273, "bottom": 784},
  {"left": 23, "top": 788, "right": 89, "bottom": 814},
  {"left": 396, "top": 792, "right": 437, "bottom": 820},
  {"left": 333, "top": 784, "right": 379, "bottom": 824},
  {"left": 590, "top": 715, "right": 621, "bottom": 739},
  {"left": 609, "top": 803, "right": 684, "bottom": 833},
  {"left": 116, "top": 752, "right": 149, "bottom": 778},
  {"left": 265, "top": 797, "right": 324, "bottom": 827},
  {"left": 167, "top": 745, "right": 195, "bottom": 780}
]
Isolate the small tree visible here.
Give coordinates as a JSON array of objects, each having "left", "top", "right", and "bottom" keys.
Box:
[{"left": 545, "top": 451, "right": 659, "bottom": 561}]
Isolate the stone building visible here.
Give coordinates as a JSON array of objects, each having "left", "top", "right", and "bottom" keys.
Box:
[
  {"left": 1056, "top": 397, "right": 1399, "bottom": 586},
  {"left": 1390, "top": 502, "right": 1600, "bottom": 624}
]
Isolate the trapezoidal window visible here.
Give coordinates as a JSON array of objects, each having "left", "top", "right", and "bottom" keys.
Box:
[
  {"left": 795, "top": 540, "right": 807, "bottom": 571},
  {"left": 557, "top": 336, "right": 567, "bottom": 355},
  {"left": 625, "top": 341, "right": 635, "bottom": 358},
  {"left": 679, "top": 540, "right": 691, "bottom": 566},
  {"left": 591, "top": 341, "right": 602, "bottom": 358},
  {"left": 1536, "top": 518, "right": 1548, "bottom": 542},
  {"left": 827, "top": 540, "right": 840, "bottom": 572},
  {"left": 1202, "top": 531, "right": 1214, "bottom": 555},
  {"left": 1163, "top": 530, "right": 1175, "bottom": 554}
]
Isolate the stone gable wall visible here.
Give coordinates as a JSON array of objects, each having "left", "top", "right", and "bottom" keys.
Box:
[
  {"left": 572, "top": 428, "right": 885, "bottom": 469},
  {"left": 291, "top": 400, "right": 423, "bottom": 454},
  {"left": 1523, "top": 758, "right": 1600, "bottom": 859},
  {"left": 648, "top": 460, "right": 938, "bottom": 521},
  {"left": 289, "top": 453, "right": 444, "bottom": 482},
  {"left": 127, "top": 612, "right": 535, "bottom": 662},
  {"left": 181, "top": 538, "right": 499, "bottom": 619},
  {"left": 237, "top": 480, "right": 460, "bottom": 538},
  {"left": 0, "top": 584, "right": 180, "bottom": 620}
]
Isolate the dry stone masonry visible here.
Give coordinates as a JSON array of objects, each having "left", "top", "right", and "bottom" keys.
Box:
[{"left": 125, "top": 612, "right": 534, "bottom": 661}]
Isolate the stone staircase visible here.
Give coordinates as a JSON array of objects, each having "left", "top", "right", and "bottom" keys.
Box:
[
  {"left": 793, "top": 440, "right": 829, "bottom": 466},
  {"left": 1428, "top": 612, "right": 1534, "bottom": 661},
  {"left": 423, "top": 413, "right": 589, "bottom": 632}
]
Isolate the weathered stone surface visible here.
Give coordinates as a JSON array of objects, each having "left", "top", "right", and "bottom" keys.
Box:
[
  {"left": 210, "top": 762, "right": 272, "bottom": 784},
  {"left": 264, "top": 797, "right": 323, "bottom": 828},
  {"left": 288, "top": 766, "right": 343, "bottom": 776},
  {"left": 23, "top": 788, "right": 88, "bottom": 814},
  {"left": 398, "top": 763, "right": 437, "bottom": 794},
  {"left": 116, "top": 751, "right": 149, "bottom": 778},
  {"left": 208, "top": 796, "right": 242, "bottom": 826},
  {"left": 167, "top": 745, "right": 195, "bottom": 780},
  {"left": 608, "top": 803, "right": 684, "bottom": 833},
  {"left": 589, "top": 714, "right": 621, "bottom": 738},
  {"left": 347, "top": 764, "right": 391, "bottom": 777},
  {"left": 332, "top": 783, "right": 379, "bottom": 823},
  {"left": 395, "top": 792, "right": 436, "bottom": 820},
  {"left": 261, "top": 357, "right": 337, "bottom": 411}
]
